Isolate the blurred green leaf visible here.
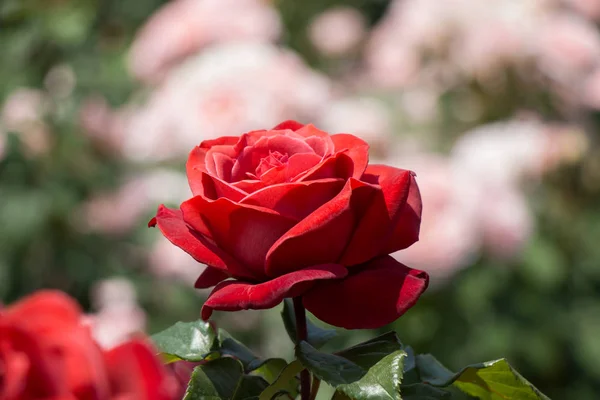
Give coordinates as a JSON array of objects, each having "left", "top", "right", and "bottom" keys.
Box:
[{"left": 281, "top": 298, "right": 337, "bottom": 348}]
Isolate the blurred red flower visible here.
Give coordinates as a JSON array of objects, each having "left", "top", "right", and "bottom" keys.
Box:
[
  {"left": 0, "top": 291, "right": 176, "bottom": 400},
  {"left": 150, "top": 121, "right": 428, "bottom": 329}
]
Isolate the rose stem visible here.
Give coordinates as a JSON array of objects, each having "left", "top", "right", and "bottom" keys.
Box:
[{"left": 293, "top": 297, "right": 311, "bottom": 400}]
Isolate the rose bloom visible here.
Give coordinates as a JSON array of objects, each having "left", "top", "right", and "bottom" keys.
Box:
[
  {"left": 0, "top": 291, "right": 175, "bottom": 400},
  {"left": 150, "top": 121, "right": 428, "bottom": 329}
]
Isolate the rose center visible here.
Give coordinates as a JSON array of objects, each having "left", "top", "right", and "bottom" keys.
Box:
[{"left": 255, "top": 151, "right": 289, "bottom": 177}]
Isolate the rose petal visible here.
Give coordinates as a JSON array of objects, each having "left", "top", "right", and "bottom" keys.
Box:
[
  {"left": 272, "top": 120, "right": 305, "bottom": 131},
  {"left": 297, "top": 151, "right": 354, "bottom": 182},
  {"left": 150, "top": 205, "right": 247, "bottom": 277},
  {"left": 340, "top": 167, "right": 414, "bottom": 266},
  {"left": 240, "top": 178, "right": 345, "bottom": 220},
  {"left": 266, "top": 179, "right": 374, "bottom": 277},
  {"left": 187, "top": 137, "right": 238, "bottom": 194},
  {"left": 304, "top": 136, "right": 334, "bottom": 157},
  {"left": 195, "top": 267, "right": 230, "bottom": 289},
  {"left": 0, "top": 325, "right": 61, "bottom": 398},
  {"left": 4, "top": 290, "right": 81, "bottom": 330},
  {"left": 196, "top": 172, "right": 247, "bottom": 201},
  {"left": 303, "top": 256, "right": 429, "bottom": 329},
  {"left": 181, "top": 196, "right": 296, "bottom": 279},
  {"left": 259, "top": 153, "right": 323, "bottom": 185},
  {"left": 379, "top": 170, "right": 422, "bottom": 253},
  {"left": 231, "top": 179, "right": 267, "bottom": 193},
  {"left": 295, "top": 124, "right": 331, "bottom": 139},
  {"left": 201, "top": 264, "right": 348, "bottom": 320},
  {"left": 331, "top": 134, "right": 369, "bottom": 179},
  {"left": 231, "top": 135, "right": 315, "bottom": 182},
  {"left": 105, "top": 339, "right": 175, "bottom": 400}
]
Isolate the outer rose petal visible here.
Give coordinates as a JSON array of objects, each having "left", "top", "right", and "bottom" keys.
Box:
[
  {"left": 330, "top": 134, "right": 369, "bottom": 179},
  {"left": 4, "top": 290, "right": 81, "bottom": 330},
  {"left": 265, "top": 179, "right": 377, "bottom": 277},
  {"left": 201, "top": 264, "right": 348, "bottom": 320},
  {"left": 381, "top": 171, "right": 422, "bottom": 253},
  {"left": 105, "top": 339, "right": 176, "bottom": 400},
  {"left": 298, "top": 151, "right": 354, "bottom": 182},
  {"left": 181, "top": 196, "right": 296, "bottom": 279},
  {"left": 195, "top": 172, "right": 247, "bottom": 201},
  {"left": 303, "top": 256, "right": 429, "bottom": 329},
  {"left": 340, "top": 167, "right": 414, "bottom": 266},
  {"left": 272, "top": 120, "right": 305, "bottom": 131},
  {"left": 150, "top": 205, "right": 246, "bottom": 276},
  {"left": 240, "top": 179, "right": 345, "bottom": 220},
  {"left": 194, "top": 267, "right": 230, "bottom": 289},
  {"left": 187, "top": 137, "right": 238, "bottom": 194}
]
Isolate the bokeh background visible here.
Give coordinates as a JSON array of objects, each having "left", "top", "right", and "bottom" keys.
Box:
[{"left": 1, "top": 0, "right": 600, "bottom": 397}]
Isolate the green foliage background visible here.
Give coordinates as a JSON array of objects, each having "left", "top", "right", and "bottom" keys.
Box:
[{"left": 1, "top": 1, "right": 600, "bottom": 399}]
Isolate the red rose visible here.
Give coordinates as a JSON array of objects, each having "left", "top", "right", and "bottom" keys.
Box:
[
  {"left": 150, "top": 121, "right": 428, "bottom": 329},
  {"left": 0, "top": 290, "right": 176, "bottom": 400}
]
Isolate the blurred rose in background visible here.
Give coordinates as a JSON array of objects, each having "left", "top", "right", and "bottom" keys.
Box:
[{"left": 1, "top": 0, "right": 599, "bottom": 397}]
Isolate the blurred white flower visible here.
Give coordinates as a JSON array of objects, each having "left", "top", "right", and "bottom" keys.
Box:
[
  {"left": 121, "top": 43, "right": 331, "bottom": 162},
  {"left": 308, "top": 7, "right": 366, "bottom": 57},
  {"left": 87, "top": 278, "right": 146, "bottom": 349},
  {"left": 128, "top": 0, "right": 281, "bottom": 82}
]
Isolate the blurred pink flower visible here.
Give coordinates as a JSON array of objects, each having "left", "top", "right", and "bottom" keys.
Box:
[
  {"left": 150, "top": 237, "right": 207, "bottom": 285},
  {"left": 87, "top": 278, "right": 146, "bottom": 349},
  {"left": 452, "top": 119, "right": 586, "bottom": 185},
  {"left": 1, "top": 88, "right": 53, "bottom": 156},
  {"left": 390, "top": 156, "right": 481, "bottom": 280},
  {"left": 564, "top": 0, "right": 600, "bottom": 20},
  {"left": 479, "top": 183, "right": 533, "bottom": 259},
  {"left": 128, "top": 0, "right": 281, "bottom": 82},
  {"left": 308, "top": 7, "right": 366, "bottom": 57},
  {"left": 80, "top": 170, "right": 190, "bottom": 234},
  {"left": 535, "top": 14, "right": 600, "bottom": 82},
  {"left": 121, "top": 43, "right": 331, "bottom": 161},
  {"left": 319, "top": 97, "right": 392, "bottom": 157}
]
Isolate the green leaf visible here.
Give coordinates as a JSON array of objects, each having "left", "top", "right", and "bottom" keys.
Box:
[
  {"left": 297, "top": 339, "right": 407, "bottom": 400},
  {"left": 281, "top": 298, "right": 337, "bottom": 348},
  {"left": 184, "top": 358, "right": 269, "bottom": 400},
  {"left": 259, "top": 360, "right": 303, "bottom": 400},
  {"left": 336, "top": 332, "right": 403, "bottom": 368},
  {"left": 399, "top": 384, "right": 451, "bottom": 399},
  {"left": 336, "top": 351, "right": 406, "bottom": 400},
  {"left": 218, "top": 329, "right": 262, "bottom": 370},
  {"left": 151, "top": 320, "right": 263, "bottom": 369},
  {"left": 296, "top": 341, "right": 365, "bottom": 386},
  {"left": 184, "top": 358, "right": 245, "bottom": 400},
  {"left": 414, "top": 355, "right": 455, "bottom": 387},
  {"left": 250, "top": 358, "right": 289, "bottom": 384},
  {"left": 232, "top": 376, "right": 270, "bottom": 400},
  {"left": 151, "top": 320, "right": 217, "bottom": 363},
  {"left": 415, "top": 355, "right": 550, "bottom": 400},
  {"left": 452, "top": 360, "right": 550, "bottom": 400}
]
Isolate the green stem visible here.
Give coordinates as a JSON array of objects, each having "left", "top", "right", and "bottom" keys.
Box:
[{"left": 294, "top": 297, "right": 311, "bottom": 400}]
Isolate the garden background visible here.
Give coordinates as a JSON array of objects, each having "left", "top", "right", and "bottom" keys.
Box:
[{"left": 1, "top": 0, "right": 599, "bottom": 398}]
